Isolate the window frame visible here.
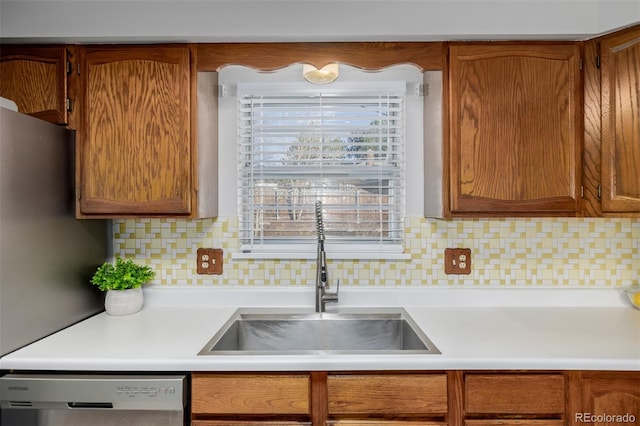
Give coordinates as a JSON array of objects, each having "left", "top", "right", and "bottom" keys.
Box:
[{"left": 216, "top": 64, "right": 426, "bottom": 260}]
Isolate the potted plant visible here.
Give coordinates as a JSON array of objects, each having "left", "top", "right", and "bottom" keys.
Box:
[{"left": 91, "top": 257, "right": 155, "bottom": 316}]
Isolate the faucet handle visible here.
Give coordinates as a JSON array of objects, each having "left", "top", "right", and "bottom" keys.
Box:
[{"left": 324, "top": 279, "right": 340, "bottom": 304}]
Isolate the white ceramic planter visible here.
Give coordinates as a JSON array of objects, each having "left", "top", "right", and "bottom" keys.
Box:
[{"left": 105, "top": 287, "right": 144, "bottom": 316}]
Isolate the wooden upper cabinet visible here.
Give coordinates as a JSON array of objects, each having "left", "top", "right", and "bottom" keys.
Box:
[
  {"left": 77, "top": 45, "right": 193, "bottom": 217},
  {"left": 0, "top": 46, "right": 68, "bottom": 124},
  {"left": 600, "top": 25, "right": 640, "bottom": 213},
  {"left": 448, "top": 44, "right": 582, "bottom": 215}
]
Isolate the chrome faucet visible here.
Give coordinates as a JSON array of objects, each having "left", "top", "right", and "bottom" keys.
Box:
[{"left": 315, "top": 201, "right": 339, "bottom": 312}]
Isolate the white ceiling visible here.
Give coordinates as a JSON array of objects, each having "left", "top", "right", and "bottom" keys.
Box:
[{"left": 1, "top": 0, "right": 639, "bottom": 43}]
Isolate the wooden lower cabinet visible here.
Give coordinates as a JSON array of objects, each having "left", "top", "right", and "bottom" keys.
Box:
[
  {"left": 568, "top": 371, "right": 640, "bottom": 426},
  {"left": 191, "top": 372, "right": 448, "bottom": 425},
  {"left": 329, "top": 422, "right": 445, "bottom": 426},
  {"left": 464, "top": 422, "right": 564, "bottom": 426},
  {"left": 459, "top": 373, "right": 566, "bottom": 425},
  {"left": 328, "top": 374, "right": 447, "bottom": 417},
  {"left": 464, "top": 373, "right": 565, "bottom": 415},
  {"left": 327, "top": 373, "right": 447, "bottom": 424},
  {"left": 191, "top": 373, "right": 310, "bottom": 421},
  {"left": 192, "top": 422, "right": 309, "bottom": 426},
  {"left": 191, "top": 371, "right": 639, "bottom": 426}
]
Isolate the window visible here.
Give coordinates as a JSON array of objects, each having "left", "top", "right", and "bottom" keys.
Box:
[{"left": 218, "top": 64, "right": 424, "bottom": 258}]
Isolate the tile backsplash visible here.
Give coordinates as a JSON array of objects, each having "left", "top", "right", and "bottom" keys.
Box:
[{"left": 113, "top": 217, "right": 639, "bottom": 288}]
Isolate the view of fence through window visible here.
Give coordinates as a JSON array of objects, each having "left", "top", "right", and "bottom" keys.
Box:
[{"left": 238, "top": 91, "right": 406, "bottom": 247}]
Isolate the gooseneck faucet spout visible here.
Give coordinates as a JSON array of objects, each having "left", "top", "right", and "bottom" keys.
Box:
[{"left": 315, "top": 201, "right": 339, "bottom": 313}]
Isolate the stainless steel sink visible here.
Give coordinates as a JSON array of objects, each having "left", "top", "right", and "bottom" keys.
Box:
[{"left": 198, "top": 308, "right": 440, "bottom": 355}]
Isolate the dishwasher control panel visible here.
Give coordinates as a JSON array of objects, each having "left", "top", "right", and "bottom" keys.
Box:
[
  {"left": 114, "top": 383, "right": 178, "bottom": 399},
  {"left": 0, "top": 374, "right": 186, "bottom": 410}
]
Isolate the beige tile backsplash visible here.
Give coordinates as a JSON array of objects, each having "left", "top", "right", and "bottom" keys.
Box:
[{"left": 113, "top": 217, "right": 639, "bottom": 287}]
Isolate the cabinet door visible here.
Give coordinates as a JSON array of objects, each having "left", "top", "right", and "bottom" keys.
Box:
[
  {"left": 0, "top": 46, "right": 68, "bottom": 124},
  {"left": 191, "top": 373, "right": 310, "bottom": 416},
  {"left": 574, "top": 372, "right": 640, "bottom": 426},
  {"left": 330, "top": 422, "right": 445, "bottom": 426},
  {"left": 328, "top": 374, "right": 448, "bottom": 416},
  {"left": 464, "top": 374, "right": 565, "bottom": 415},
  {"left": 465, "top": 422, "right": 563, "bottom": 426},
  {"left": 78, "top": 45, "right": 191, "bottom": 216},
  {"left": 449, "top": 44, "right": 582, "bottom": 215},
  {"left": 192, "top": 422, "right": 310, "bottom": 426},
  {"left": 601, "top": 25, "right": 640, "bottom": 213}
]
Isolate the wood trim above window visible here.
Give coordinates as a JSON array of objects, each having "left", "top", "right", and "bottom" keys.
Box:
[{"left": 196, "top": 42, "right": 444, "bottom": 72}]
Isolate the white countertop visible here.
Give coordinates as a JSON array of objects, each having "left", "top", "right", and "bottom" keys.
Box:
[{"left": 1, "top": 288, "right": 639, "bottom": 372}]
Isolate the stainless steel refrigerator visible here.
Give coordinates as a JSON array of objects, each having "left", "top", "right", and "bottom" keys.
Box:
[{"left": 0, "top": 106, "right": 109, "bottom": 357}]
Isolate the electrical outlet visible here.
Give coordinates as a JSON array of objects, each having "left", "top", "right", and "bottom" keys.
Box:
[
  {"left": 444, "top": 248, "right": 471, "bottom": 275},
  {"left": 197, "top": 248, "right": 223, "bottom": 275}
]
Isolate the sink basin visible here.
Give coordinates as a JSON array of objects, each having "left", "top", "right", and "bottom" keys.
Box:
[{"left": 198, "top": 308, "right": 440, "bottom": 355}]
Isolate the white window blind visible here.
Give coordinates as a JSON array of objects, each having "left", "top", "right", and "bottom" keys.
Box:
[{"left": 238, "top": 87, "right": 405, "bottom": 252}]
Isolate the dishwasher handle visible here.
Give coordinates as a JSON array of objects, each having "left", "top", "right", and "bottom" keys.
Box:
[{"left": 67, "top": 402, "right": 114, "bottom": 409}]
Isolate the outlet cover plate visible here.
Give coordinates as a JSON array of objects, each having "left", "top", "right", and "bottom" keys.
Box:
[
  {"left": 444, "top": 248, "right": 471, "bottom": 275},
  {"left": 197, "top": 248, "right": 223, "bottom": 275}
]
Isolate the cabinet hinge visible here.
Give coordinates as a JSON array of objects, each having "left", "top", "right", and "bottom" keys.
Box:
[
  {"left": 217, "top": 85, "right": 227, "bottom": 98},
  {"left": 66, "top": 61, "right": 73, "bottom": 75},
  {"left": 65, "top": 98, "right": 73, "bottom": 112},
  {"left": 416, "top": 83, "right": 427, "bottom": 97},
  {"left": 596, "top": 55, "right": 601, "bottom": 69},
  {"left": 579, "top": 58, "right": 584, "bottom": 71}
]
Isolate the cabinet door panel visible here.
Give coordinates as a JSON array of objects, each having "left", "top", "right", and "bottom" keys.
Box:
[
  {"left": 0, "top": 46, "right": 67, "bottom": 124},
  {"left": 330, "top": 422, "right": 446, "bottom": 426},
  {"left": 449, "top": 44, "right": 581, "bottom": 215},
  {"left": 192, "top": 422, "right": 310, "bottom": 426},
  {"left": 465, "top": 421, "right": 564, "bottom": 426},
  {"left": 192, "top": 374, "right": 310, "bottom": 415},
  {"left": 578, "top": 373, "right": 640, "bottom": 426},
  {"left": 328, "top": 374, "right": 447, "bottom": 415},
  {"left": 601, "top": 25, "right": 640, "bottom": 213},
  {"left": 79, "top": 46, "right": 191, "bottom": 215},
  {"left": 465, "top": 374, "right": 565, "bottom": 415}
]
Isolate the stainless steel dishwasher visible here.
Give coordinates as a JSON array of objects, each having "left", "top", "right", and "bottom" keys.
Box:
[{"left": 0, "top": 374, "right": 187, "bottom": 426}]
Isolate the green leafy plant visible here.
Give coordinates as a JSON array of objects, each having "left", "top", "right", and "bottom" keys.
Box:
[{"left": 91, "top": 257, "right": 155, "bottom": 291}]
